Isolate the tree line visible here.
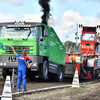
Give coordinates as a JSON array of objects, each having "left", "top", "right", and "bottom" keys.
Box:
[{"left": 63, "top": 41, "right": 80, "bottom": 52}]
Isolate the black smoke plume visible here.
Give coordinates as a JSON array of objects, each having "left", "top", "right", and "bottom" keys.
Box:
[{"left": 39, "top": 0, "right": 51, "bottom": 25}]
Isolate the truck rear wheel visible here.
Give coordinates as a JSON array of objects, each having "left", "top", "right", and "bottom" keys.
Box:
[
  {"left": 2, "top": 68, "right": 12, "bottom": 79},
  {"left": 39, "top": 60, "right": 49, "bottom": 79},
  {"left": 55, "top": 66, "right": 64, "bottom": 82}
]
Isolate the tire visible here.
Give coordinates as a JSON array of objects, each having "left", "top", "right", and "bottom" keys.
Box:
[
  {"left": 55, "top": 66, "right": 64, "bottom": 82},
  {"left": 26, "top": 68, "right": 35, "bottom": 80},
  {"left": 95, "top": 69, "right": 99, "bottom": 77},
  {"left": 2, "top": 68, "right": 12, "bottom": 79},
  {"left": 39, "top": 60, "right": 49, "bottom": 79}
]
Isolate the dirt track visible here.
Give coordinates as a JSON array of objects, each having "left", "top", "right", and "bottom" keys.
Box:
[
  {"left": 13, "top": 82, "right": 100, "bottom": 100},
  {"left": 0, "top": 68, "right": 100, "bottom": 100}
]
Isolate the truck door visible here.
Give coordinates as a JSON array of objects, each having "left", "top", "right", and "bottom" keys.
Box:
[{"left": 39, "top": 25, "right": 50, "bottom": 57}]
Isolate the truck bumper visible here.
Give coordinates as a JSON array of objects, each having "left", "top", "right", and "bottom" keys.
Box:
[
  {"left": 0, "top": 55, "right": 43, "bottom": 70},
  {"left": 0, "top": 62, "right": 18, "bottom": 68}
]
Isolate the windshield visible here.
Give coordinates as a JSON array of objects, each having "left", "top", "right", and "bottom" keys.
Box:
[
  {"left": 82, "top": 33, "right": 95, "bottom": 41},
  {"left": 0, "top": 26, "right": 39, "bottom": 38}
]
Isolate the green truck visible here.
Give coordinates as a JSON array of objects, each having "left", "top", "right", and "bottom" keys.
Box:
[{"left": 0, "top": 21, "right": 66, "bottom": 81}]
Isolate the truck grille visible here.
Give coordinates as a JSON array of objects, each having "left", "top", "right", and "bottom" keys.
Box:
[{"left": 3, "top": 46, "right": 33, "bottom": 54}]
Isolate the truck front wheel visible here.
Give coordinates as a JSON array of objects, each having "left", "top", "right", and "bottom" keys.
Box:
[
  {"left": 55, "top": 66, "right": 64, "bottom": 82},
  {"left": 26, "top": 69, "right": 35, "bottom": 80},
  {"left": 39, "top": 60, "right": 49, "bottom": 79},
  {"left": 2, "top": 68, "right": 12, "bottom": 79}
]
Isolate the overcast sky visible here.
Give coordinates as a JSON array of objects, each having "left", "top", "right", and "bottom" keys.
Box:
[{"left": 0, "top": 0, "right": 100, "bottom": 43}]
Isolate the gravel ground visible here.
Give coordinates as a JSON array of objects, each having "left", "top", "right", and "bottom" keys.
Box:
[{"left": 13, "top": 82, "right": 100, "bottom": 100}]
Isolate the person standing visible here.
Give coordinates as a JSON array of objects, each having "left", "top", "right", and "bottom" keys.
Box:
[{"left": 11, "top": 47, "right": 33, "bottom": 92}]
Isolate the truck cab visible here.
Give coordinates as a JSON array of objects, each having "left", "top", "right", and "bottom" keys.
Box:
[{"left": 81, "top": 26, "right": 98, "bottom": 56}]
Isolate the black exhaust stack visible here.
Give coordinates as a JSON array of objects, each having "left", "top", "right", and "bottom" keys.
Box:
[{"left": 39, "top": 0, "right": 51, "bottom": 25}]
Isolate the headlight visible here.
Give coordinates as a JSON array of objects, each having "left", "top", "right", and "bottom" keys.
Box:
[
  {"left": 4, "top": 63, "right": 6, "bottom": 66},
  {"left": 0, "top": 63, "right": 3, "bottom": 65},
  {"left": 0, "top": 63, "right": 6, "bottom": 66},
  {"left": 33, "top": 63, "right": 37, "bottom": 66}
]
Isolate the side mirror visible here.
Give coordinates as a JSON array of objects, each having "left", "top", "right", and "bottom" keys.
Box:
[
  {"left": 40, "top": 38, "right": 44, "bottom": 41},
  {"left": 42, "top": 26, "right": 47, "bottom": 37},
  {"left": 44, "top": 30, "right": 47, "bottom": 37}
]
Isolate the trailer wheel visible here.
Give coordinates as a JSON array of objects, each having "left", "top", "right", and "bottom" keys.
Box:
[
  {"left": 95, "top": 69, "right": 99, "bottom": 77},
  {"left": 39, "top": 60, "right": 49, "bottom": 79},
  {"left": 55, "top": 66, "right": 64, "bottom": 82},
  {"left": 92, "top": 70, "right": 95, "bottom": 78},
  {"left": 2, "top": 68, "right": 12, "bottom": 79}
]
